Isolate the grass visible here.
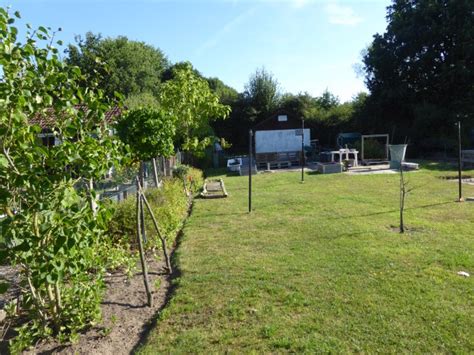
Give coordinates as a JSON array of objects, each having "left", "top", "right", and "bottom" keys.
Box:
[{"left": 139, "top": 162, "right": 474, "bottom": 353}]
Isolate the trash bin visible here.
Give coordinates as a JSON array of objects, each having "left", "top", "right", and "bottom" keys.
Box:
[{"left": 389, "top": 144, "right": 407, "bottom": 169}]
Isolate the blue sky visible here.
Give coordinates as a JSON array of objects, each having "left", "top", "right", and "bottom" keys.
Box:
[{"left": 9, "top": 0, "right": 391, "bottom": 101}]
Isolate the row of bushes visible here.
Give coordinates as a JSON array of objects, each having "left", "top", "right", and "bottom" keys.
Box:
[
  {"left": 3, "top": 165, "right": 203, "bottom": 352},
  {"left": 107, "top": 166, "right": 203, "bottom": 257}
]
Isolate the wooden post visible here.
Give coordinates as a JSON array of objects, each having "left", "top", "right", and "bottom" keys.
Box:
[
  {"left": 301, "top": 119, "right": 305, "bottom": 183},
  {"left": 152, "top": 158, "right": 160, "bottom": 188},
  {"left": 138, "top": 179, "right": 172, "bottom": 274},
  {"left": 399, "top": 167, "right": 405, "bottom": 233},
  {"left": 456, "top": 121, "right": 464, "bottom": 202},
  {"left": 248, "top": 129, "right": 253, "bottom": 213},
  {"left": 136, "top": 179, "right": 153, "bottom": 307}
]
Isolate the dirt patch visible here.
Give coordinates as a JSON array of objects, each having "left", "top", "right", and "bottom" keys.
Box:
[
  {"left": 439, "top": 175, "right": 473, "bottom": 180},
  {"left": 0, "top": 265, "right": 21, "bottom": 310},
  {"left": 388, "top": 225, "right": 425, "bottom": 234},
  {"left": 0, "top": 252, "right": 175, "bottom": 355},
  {"left": 0, "top": 202, "right": 193, "bottom": 355}
]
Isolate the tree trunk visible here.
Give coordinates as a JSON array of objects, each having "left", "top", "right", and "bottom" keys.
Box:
[
  {"left": 88, "top": 178, "right": 98, "bottom": 217},
  {"left": 136, "top": 179, "right": 153, "bottom": 307}
]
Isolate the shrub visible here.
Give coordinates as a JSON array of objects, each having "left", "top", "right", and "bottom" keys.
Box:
[
  {"left": 173, "top": 164, "right": 204, "bottom": 195},
  {"left": 107, "top": 171, "right": 203, "bottom": 254},
  {"left": 354, "top": 139, "right": 386, "bottom": 160}
]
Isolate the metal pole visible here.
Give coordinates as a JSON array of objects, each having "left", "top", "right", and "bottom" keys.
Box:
[
  {"left": 457, "top": 121, "right": 463, "bottom": 202},
  {"left": 301, "top": 119, "right": 305, "bottom": 183},
  {"left": 249, "top": 129, "right": 253, "bottom": 213}
]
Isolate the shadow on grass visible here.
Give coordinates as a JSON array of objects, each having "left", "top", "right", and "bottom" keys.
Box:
[
  {"left": 325, "top": 201, "right": 453, "bottom": 220},
  {"left": 204, "top": 168, "right": 232, "bottom": 178},
  {"left": 418, "top": 160, "right": 458, "bottom": 172},
  {"left": 194, "top": 211, "right": 248, "bottom": 219},
  {"left": 130, "top": 202, "right": 195, "bottom": 354}
]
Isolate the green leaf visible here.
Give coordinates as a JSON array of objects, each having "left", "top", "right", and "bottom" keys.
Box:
[
  {"left": 0, "top": 282, "right": 9, "bottom": 294},
  {"left": 0, "top": 155, "right": 8, "bottom": 168},
  {"left": 38, "top": 26, "right": 48, "bottom": 34}
]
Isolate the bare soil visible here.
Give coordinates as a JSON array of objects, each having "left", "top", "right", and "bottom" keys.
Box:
[{"left": 0, "top": 247, "right": 180, "bottom": 355}]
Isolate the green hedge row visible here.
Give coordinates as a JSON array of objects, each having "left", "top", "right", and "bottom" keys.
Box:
[{"left": 107, "top": 166, "right": 203, "bottom": 255}]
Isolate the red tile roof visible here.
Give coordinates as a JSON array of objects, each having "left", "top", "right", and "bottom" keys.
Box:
[{"left": 30, "top": 105, "right": 122, "bottom": 129}]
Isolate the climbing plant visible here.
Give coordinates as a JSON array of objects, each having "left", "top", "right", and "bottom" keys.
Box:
[{"left": 0, "top": 8, "right": 124, "bottom": 350}]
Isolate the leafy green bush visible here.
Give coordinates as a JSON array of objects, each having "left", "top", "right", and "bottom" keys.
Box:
[
  {"left": 0, "top": 9, "right": 126, "bottom": 351},
  {"left": 173, "top": 164, "right": 204, "bottom": 195},
  {"left": 107, "top": 173, "right": 203, "bottom": 254},
  {"left": 354, "top": 139, "right": 386, "bottom": 160}
]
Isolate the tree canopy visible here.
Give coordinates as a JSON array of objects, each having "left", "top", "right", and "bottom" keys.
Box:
[
  {"left": 67, "top": 32, "right": 169, "bottom": 99},
  {"left": 159, "top": 62, "right": 231, "bottom": 154},
  {"left": 363, "top": 0, "right": 474, "bottom": 149},
  {"left": 243, "top": 67, "right": 281, "bottom": 122}
]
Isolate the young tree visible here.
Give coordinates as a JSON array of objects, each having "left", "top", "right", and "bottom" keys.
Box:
[
  {"left": 116, "top": 107, "right": 175, "bottom": 283},
  {"left": 0, "top": 8, "right": 124, "bottom": 350},
  {"left": 159, "top": 62, "right": 231, "bottom": 155}
]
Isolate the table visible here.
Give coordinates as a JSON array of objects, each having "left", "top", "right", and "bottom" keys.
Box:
[{"left": 328, "top": 149, "right": 359, "bottom": 166}]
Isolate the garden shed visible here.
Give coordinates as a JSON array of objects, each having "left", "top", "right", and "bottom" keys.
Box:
[{"left": 254, "top": 112, "right": 310, "bottom": 170}]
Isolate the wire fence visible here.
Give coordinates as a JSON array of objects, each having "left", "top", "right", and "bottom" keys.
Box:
[{"left": 98, "top": 154, "right": 181, "bottom": 202}]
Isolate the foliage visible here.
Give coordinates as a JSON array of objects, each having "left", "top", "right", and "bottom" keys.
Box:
[
  {"left": 107, "top": 175, "right": 201, "bottom": 253},
  {"left": 0, "top": 8, "right": 124, "bottom": 350},
  {"left": 186, "top": 167, "right": 204, "bottom": 194},
  {"left": 67, "top": 32, "right": 169, "bottom": 99},
  {"left": 354, "top": 139, "right": 386, "bottom": 160},
  {"left": 159, "top": 62, "right": 231, "bottom": 154},
  {"left": 124, "top": 92, "right": 160, "bottom": 110},
  {"left": 362, "top": 0, "right": 474, "bottom": 151},
  {"left": 172, "top": 165, "right": 204, "bottom": 195},
  {"left": 315, "top": 89, "right": 340, "bottom": 110},
  {"left": 206, "top": 77, "right": 239, "bottom": 105},
  {"left": 243, "top": 67, "right": 281, "bottom": 121},
  {"left": 116, "top": 107, "right": 176, "bottom": 162}
]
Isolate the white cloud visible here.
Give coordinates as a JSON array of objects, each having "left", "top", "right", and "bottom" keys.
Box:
[{"left": 325, "top": 2, "right": 363, "bottom": 26}]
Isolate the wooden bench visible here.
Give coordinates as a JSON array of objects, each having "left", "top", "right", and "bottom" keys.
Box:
[{"left": 256, "top": 151, "right": 302, "bottom": 170}]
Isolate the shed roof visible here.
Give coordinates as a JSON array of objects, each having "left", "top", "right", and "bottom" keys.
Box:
[
  {"left": 253, "top": 110, "right": 304, "bottom": 131},
  {"left": 30, "top": 105, "right": 122, "bottom": 129}
]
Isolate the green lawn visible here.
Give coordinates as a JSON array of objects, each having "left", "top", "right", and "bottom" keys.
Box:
[{"left": 139, "top": 162, "right": 474, "bottom": 353}]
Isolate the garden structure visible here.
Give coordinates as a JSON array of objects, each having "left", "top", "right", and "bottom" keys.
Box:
[
  {"left": 201, "top": 179, "right": 228, "bottom": 199},
  {"left": 253, "top": 113, "right": 309, "bottom": 170}
]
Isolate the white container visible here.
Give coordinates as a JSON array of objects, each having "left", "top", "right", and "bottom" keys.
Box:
[
  {"left": 227, "top": 158, "right": 242, "bottom": 172},
  {"left": 389, "top": 144, "right": 407, "bottom": 169}
]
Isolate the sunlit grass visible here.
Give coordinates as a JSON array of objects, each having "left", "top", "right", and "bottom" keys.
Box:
[{"left": 139, "top": 162, "right": 474, "bottom": 353}]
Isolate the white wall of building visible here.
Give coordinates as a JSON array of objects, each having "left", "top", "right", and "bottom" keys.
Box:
[{"left": 255, "top": 129, "right": 310, "bottom": 153}]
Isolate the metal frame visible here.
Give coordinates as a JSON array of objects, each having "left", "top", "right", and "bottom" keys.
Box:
[{"left": 361, "top": 134, "right": 389, "bottom": 162}]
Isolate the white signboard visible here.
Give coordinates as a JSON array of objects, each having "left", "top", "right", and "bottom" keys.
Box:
[{"left": 255, "top": 129, "right": 310, "bottom": 153}]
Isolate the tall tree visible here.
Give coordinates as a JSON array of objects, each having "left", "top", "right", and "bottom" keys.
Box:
[
  {"left": 363, "top": 0, "right": 474, "bottom": 150},
  {"left": 206, "top": 77, "right": 239, "bottom": 105},
  {"left": 244, "top": 67, "right": 281, "bottom": 122},
  {"left": 67, "top": 32, "right": 169, "bottom": 98}
]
